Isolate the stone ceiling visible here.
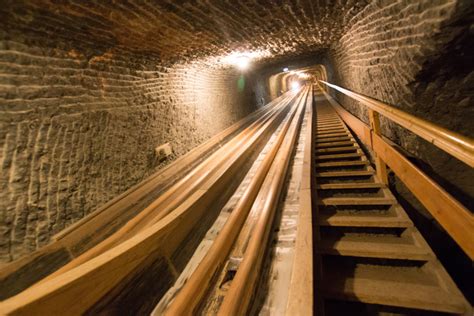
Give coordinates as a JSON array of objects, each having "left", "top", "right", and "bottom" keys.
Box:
[{"left": 1, "top": 0, "right": 369, "bottom": 67}]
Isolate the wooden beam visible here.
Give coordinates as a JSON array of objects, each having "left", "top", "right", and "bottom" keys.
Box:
[
  {"left": 286, "top": 87, "right": 314, "bottom": 316},
  {"left": 368, "top": 109, "right": 389, "bottom": 185}
]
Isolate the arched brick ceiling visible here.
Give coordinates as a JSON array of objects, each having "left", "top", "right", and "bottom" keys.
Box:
[{"left": 1, "top": 0, "right": 369, "bottom": 66}]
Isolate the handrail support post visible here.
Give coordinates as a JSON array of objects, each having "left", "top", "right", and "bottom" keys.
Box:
[{"left": 368, "top": 109, "right": 388, "bottom": 185}]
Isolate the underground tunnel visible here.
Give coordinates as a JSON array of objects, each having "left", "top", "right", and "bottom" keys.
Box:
[{"left": 0, "top": 0, "right": 473, "bottom": 315}]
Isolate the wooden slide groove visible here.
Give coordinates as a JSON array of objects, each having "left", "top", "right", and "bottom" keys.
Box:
[
  {"left": 0, "top": 89, "right": 307, "bottom": 315},
  {"left": 164, "top": 88, "right": 310, "bottom": 315}
]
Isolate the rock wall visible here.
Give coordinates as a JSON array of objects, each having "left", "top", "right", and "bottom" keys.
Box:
[
  {"left": 329, "top": 0, "right": 473, "bottom": 205},
  {"left": 0, "top": 36, "right": 256, "bottom": 262},
  {"left": 328, "top": 0, "right": 473, "bottom": 300}
]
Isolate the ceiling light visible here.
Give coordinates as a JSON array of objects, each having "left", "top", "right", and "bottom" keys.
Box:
[
  {"left": 291, "top": 81, "right": 301, "bottom": 91},
  {"left": 235, "top": 56, "right": 250, "bottom": 70}
]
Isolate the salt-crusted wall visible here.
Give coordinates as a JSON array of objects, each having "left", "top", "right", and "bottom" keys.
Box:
[
  {"left": 329, "top": 0, "right": 473, "bottom": 205},
  {"left": 327, "top": 0, "right": 473, "bottom": 298},
  {"left": 0, "top": 37, "right": 256, "bottom": 263}
]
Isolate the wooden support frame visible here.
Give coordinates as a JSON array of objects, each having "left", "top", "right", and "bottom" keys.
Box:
[
  {"left": 320, "top": 89, "right": 474, "bottom": 260},
  {"left": 368, "top": 109, "right": 388, "bottom": 185}
]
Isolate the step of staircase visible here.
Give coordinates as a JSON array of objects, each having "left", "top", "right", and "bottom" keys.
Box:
[
  {"left": 315, "top": 160, "right": 369, "bottom": 168},
  {"left": 316, "top": 182, "right": 383, "bottom": 190},
  {"left": 318, "top": 206, "right": 412, "bottom": 228},
  {"left": 315, "top": 136, "right": 353, "bottom": 143},
  {"left": 313, "top": 100, "right": 470, "bottom": 315},
  {"left": 321, "top": 260, "right": 467, "bottom": 314},
  {"left": 315, "top": 146, "right": 358, "bottom": 154},
  {"left": 316, "top": 131, "right": 350, "bottom": 137},
  {"left": 315, "top": 170, "right": 374, "bottom": 178},
  {"left": 315, "top": 141, "right": 355, "bottom": 148},
  {"left": 318, "top": 197, "right": 396, "bottom": 206},
  {"left": 315, "top": 153, "right": 363, "bottom": 161},
  {"left": 318, "top": 227, "right": 433, "bottom": 260}
]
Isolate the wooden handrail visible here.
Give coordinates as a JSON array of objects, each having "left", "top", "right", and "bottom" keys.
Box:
[
  {"left": 318, "top": 87, "right": 474, "bottom": 260},
  {"left": 319, "top": 80, "right": 474, "bottom": 167}
]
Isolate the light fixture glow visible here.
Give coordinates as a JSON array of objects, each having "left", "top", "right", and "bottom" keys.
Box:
[
  {"left": 291, "top": 81, "right": 301, "bottom": 91},
  {"left": 220, "top": 50, "right": 271, "bottom": 70},
  {"left": 283, "top": 67, "right": 289, "bottom": 72},
  {"left": 298, "top": 73, "right": 311, "bottom": 79},
  {"left": 235, "top": 56, "right": 250, "bottom": 70}
]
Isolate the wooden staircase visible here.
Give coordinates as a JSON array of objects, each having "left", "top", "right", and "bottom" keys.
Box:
[{"left": 313, "top": 95, "right": 470, "bottom": 315}]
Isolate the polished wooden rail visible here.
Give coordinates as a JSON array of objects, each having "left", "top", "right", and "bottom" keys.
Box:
[
  {"left": 318, "top": 83, "right": 474, "bottom": 260},
  {"left": 0, "top": 88, "right": 308, "bottom": 315},
  {"left": 319, "top": 80, "right": 474, "bottom": 167},
  {"left": 38, "top": 92, "right": 293, "bottom": 283},
  {"left": 218, "top": 87, "right": 310, "bottom": 315},
  {"left": 286, "top": 88, "right": 314, "bottom": 315},
  {"left": 164, "top": 88, "right": 310, "bottom": 315},
  {"left": 0, "top": 91, "right": 296, "bottom": 300}
]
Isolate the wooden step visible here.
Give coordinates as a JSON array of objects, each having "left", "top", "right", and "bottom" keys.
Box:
[
  {"left": 318, "top": 207, "right": 412, "bottom": 228},
  {"left": 321, "top": 263, "right": 468, "bottom": 314},
  {"left": 315, "top": 146, "right": 358, "bottom": 154},
  {"left": 315, "top": 153, "right": 363, "bottom": 160},
  {"left": 315, "top": 141, "right": 354, "bottom": 148},
  {"left": 318, "top": 197, "right": 396, "bottom": 206},
  {"left": 316, "top": 161, "right": 369, "bottom": 168},
  {"left": 316, "top": 170, "right": 374, "bottom": 178},
  {"left": 317, "top": 123, "right": 344, "bottom": 128},
  {"left": 317, "top": 127, "right": 346, "bottom": 133},
  {"left": 317, "top": 118, "right": 339, "bottom": 121},
  {"left": 317, "top": 182, "right": 383, "bottom": 190},
  {"left": 316, "top": 132, "right": 350, "bottom": 138},
  {"left": 318, "top": 229, "right": 433, "bottom": 260},
  {"left": 315, "top": 136, "right": 352, "bottom": 143}
]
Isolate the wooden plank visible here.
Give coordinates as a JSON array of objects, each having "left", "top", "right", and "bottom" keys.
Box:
[
  {"left": 318, "top": 228, "right": 433, "bottom": 260},
  {"left": 315, "top": 141, "right": 354, "bottom": 148},
  {"left": 322, "top": 265, "right": 467, "bottom": 313},
  {"left": 368, "top": 109, "right": 388, "bottom": 185},
  {"left": 316, "top": 182, "right": 383, "bottom": 190},
  {"left": 286, "top": 87, "right": 314, "bottom": 316},
  {"left": 316, "top": 132, "right": 350, "bottom": 138},
  {"left": 218, "top": 86, "right": 308, "bottom": 316},
  {"left": 316, "top": 160, "right": 369, "bottom": 168},
  {"left": 163, "top": 87, "right": 310, "bottom": 315},
  {"left": 315, "top": 136, "right": 352, "bottom": 143},
  {"left": 315, "top": 146, "right": 358, "bottom": 153},
  {"left": 318, "top": 197, "right": 396, "bottom": 206},
  {"left": 315, "top": 153, "right": 362, "bottom": 160},
  {"left": 316, "top": 170, "right": 374, "bottom": 177}
]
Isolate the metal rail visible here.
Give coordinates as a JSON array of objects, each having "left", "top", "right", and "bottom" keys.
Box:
[{"left": 319, "top": 80, "right": 474, "bottom": 167}]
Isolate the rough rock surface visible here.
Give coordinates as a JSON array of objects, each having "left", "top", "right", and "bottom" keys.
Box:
[
  {"left": 0, "top": 0, "right": 370, "bottom": 262},
  {"left": 329, "top": 0, "right": 474, "bottom": 209}
]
